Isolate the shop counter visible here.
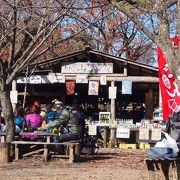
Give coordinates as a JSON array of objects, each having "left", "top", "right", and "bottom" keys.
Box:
[{"left": 92, "top": 123, "right": 165, "bottom": 148}]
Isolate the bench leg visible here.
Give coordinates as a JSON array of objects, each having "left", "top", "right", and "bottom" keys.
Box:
[
  {"left": 146, "top": 159, "right": 170, "bottom": 180},
  {"left": 171, "top": 161, "right": 178, "bottom": 180},
  {"left": 161, "top": 160, "right": 170, "bottom": 180},
  {"left": 146, "top": 160, "right": 156, "bottom": 180},
  {"left": 15, "top": 144, "right": 19, "bottom": 161},
  {"left": 74, "top": 143, "right": 81, "bottom": 161},
  {"left": 43, "top": 144, "right": 48, "bottom": 161},
  {"left": 174, "top": 159, "right": 180, "bottom": 180},
  {"left": 69, "top": 144, "right": 74, "bottom": 163}
]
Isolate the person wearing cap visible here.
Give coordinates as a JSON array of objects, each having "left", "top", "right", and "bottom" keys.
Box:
[
  {"left": 38, "top": 102, "right": 82, "bottom": 142},
  {"left": 40, "top": 107, "right": 48, "bottom": 127},
  {"left": 45, "top": 103, "right": 61, "bottom": 125}
]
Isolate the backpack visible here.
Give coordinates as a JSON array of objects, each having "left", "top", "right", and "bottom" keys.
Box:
[{"left": 166, "top": 111, "right": 180, "bottom": 148}]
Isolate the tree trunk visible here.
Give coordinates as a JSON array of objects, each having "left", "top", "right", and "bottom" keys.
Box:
[{"left": 0, "top": 90, "right": 15, "bottom": 143}]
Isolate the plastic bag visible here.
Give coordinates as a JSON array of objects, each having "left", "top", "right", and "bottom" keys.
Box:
[
  {"left": 155, "top": 141, "right": 168, "bottom": 148},
  {"left": 147, "top": 147, "right": 173, "bottom": 158},
  {"left": 162, "top": 132, "right": 179, "bottom": 157}
]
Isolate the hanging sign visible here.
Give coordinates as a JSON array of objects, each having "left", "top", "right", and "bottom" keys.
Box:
[
  {"left": 17, "top": 77, "right": 27, "bottom": 84},
  {"left": 109, "top": 87, "right": 117, "bottom": 99},
  {"left": 100, "top": 76, "right": 107, "bottom": 85},
  {"left": 122, "top": 80, "right": 132, "bottom": 94},
  {"left": 88, "top": 125, "right": 97, "bottom": 135},
  {"left": 66, "top": 80, "right": 75, "bottom": 95},
  {"left": 139, "top": 128, "right": 149, "bottom": 140},
  {"left": 76, "top": 75, "right": 88, "bottom": 83},
  {"left": 10, "top": 90, "right": 18, "bottom": 104},
  {"left": 116, "top": 128, "right": 130, "bottom": 138},
  {"left": 88, "top": 81, "right": 99, "bottom": 96},
  {"left": 61, "top": 62, "right": 113, "bottom": 74},
  {"left": 29, "top": 75, "right": 42, "bottom": 84},
  {"left": 53, "top": 74, "right": 65, "bottom": 83}
]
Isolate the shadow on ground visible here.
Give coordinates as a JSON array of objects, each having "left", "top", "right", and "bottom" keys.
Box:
[{"left": 77, "top": 152, "right": 118, "bottom": 162}]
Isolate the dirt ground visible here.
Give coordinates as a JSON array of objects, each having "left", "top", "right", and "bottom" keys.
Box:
[{"left": 0, "top": 148, "right": 150, "bottom": 180}]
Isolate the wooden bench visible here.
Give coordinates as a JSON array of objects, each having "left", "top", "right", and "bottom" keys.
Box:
[
  {"left": 145, "top": 158, "right": 180, "bottom": 180},
  {"left": 11, "top": 140, "right": 81, "bottom": 163}
]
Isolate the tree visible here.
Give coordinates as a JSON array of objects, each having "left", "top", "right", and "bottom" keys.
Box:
[
  {"left": 42, "top": 1, "right": 155, "bottom": 64},
  {"left": 0, "top": 0, "right": 67, "bottom": 142},
  {"left": 65, "top": 1, "right": 155, "bottom": 64},
  {"left": 0, "top": 0, "right": 109, "bottom": 142},
  {"left": 109, "top": 0, "right": 180, "bottom": 86}
]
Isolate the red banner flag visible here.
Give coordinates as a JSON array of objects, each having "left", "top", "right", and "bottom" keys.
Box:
[
  {"left": 158, "top": 36, "right": 180, "bottom": 121},
  {"left": 65, "top": 80, "right": 75, "bottom": 95}
]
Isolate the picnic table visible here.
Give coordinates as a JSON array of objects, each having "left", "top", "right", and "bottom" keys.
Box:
[
  {"left": 12, "top": 131, "right": 81, "bottom": 163},
  {"left": 20, "top": 131, "right": 53, "bottom": 142}
]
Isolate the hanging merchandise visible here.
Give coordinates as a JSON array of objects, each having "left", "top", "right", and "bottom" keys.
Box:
[
  {"left": 122, "top": 80, "right": 132, "bottom": 94},
  {"left": 66, "top": 80, "right": 75, "bottom": 95},
  {"left": 88, "top": 80, "right": 99, "bottom": 96}
]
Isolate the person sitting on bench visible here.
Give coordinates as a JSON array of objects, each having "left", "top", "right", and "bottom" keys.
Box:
[
  {"left": 38, "top": 102, "right": 83, "bottom": 154},
  {"left": 38, "top": 101, "right": 82, "bottom": 144}
]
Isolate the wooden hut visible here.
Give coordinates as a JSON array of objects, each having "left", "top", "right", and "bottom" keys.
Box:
[{"left": 16, "top": 48, "right": 159, "bottom": 122}]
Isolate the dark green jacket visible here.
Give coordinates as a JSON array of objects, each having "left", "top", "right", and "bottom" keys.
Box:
[{"left": 42, "top": 108, "right": 81, "bottom": 136}]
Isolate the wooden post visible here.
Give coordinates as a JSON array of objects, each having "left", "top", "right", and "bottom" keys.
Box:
[
  {"left": 74, "top": 143, "right": 81, "bottom": 161},
  {"left": 110, "top": 128, "right": 116, "bottom": 148},
  {"left": 0, "top": 143, "right": 10, "bottom": 163},
  {"left": 102, "top": 127, "right": 108, "bottom": 148},
  {"left": 69, "top": 144, "right": 74, "bottom": 163},
  {"left": 43, "top": 144, "right": 48, "bottom": 162},
  {"left": 14, "top": 144, "right": 19, "bottom": 161},
  {"left": 145, "top": 88, "right": 154, "bottom": 119},
  {"left": 110, "top": 81, "right": 115, "bottom": 120}
]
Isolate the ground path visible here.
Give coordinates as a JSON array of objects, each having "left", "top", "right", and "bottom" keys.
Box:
[{"left": 0, "top": 148, "right": 149, "bottom": 180}]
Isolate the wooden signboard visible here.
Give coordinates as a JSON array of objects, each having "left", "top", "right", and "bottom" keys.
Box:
[
  {"left": 116, "top": 128, "right": 130, "bottom": 139},
  {"left": 139, "top": 128, "right": 149, "bottom": 140},
  {"left": 61, "top": 62, "right": 113, "bottom": 74},
  {"left": 52, "top": 75, "right": 65, "bottom": 83},
  {"left": 151, "top": 129, "right": 162, "bottom": 141},
  {"left": 29, "top": 75, "right": 42, "bottom": 84},
  {"left": 76, "top": 75, "right": 88, "bottom": 83},
  {"left": 17, "top": 77, "right": 27, "bottom": 84}
]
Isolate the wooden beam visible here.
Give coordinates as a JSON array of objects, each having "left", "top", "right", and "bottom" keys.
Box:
[
  {"left": 53, "top": 73, "right": 126, "bottom": 77},
  {"left": 17, "top": 74, "right": 159, "bottom": 84},
  {"left": 64, "top": 75, "right": 159, "bottom": 83},
  {"left": 18, "top": 92, "right": 64, "bottom": 96}
]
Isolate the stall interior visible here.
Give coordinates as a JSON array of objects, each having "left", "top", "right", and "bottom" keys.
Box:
[{"left": 17, "top": 80, "right": 158, "bottom": 126}]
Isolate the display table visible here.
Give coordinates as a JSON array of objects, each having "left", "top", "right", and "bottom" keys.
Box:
[{"left": 93, "top": 124, "right": 165, "bottom": 148}]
